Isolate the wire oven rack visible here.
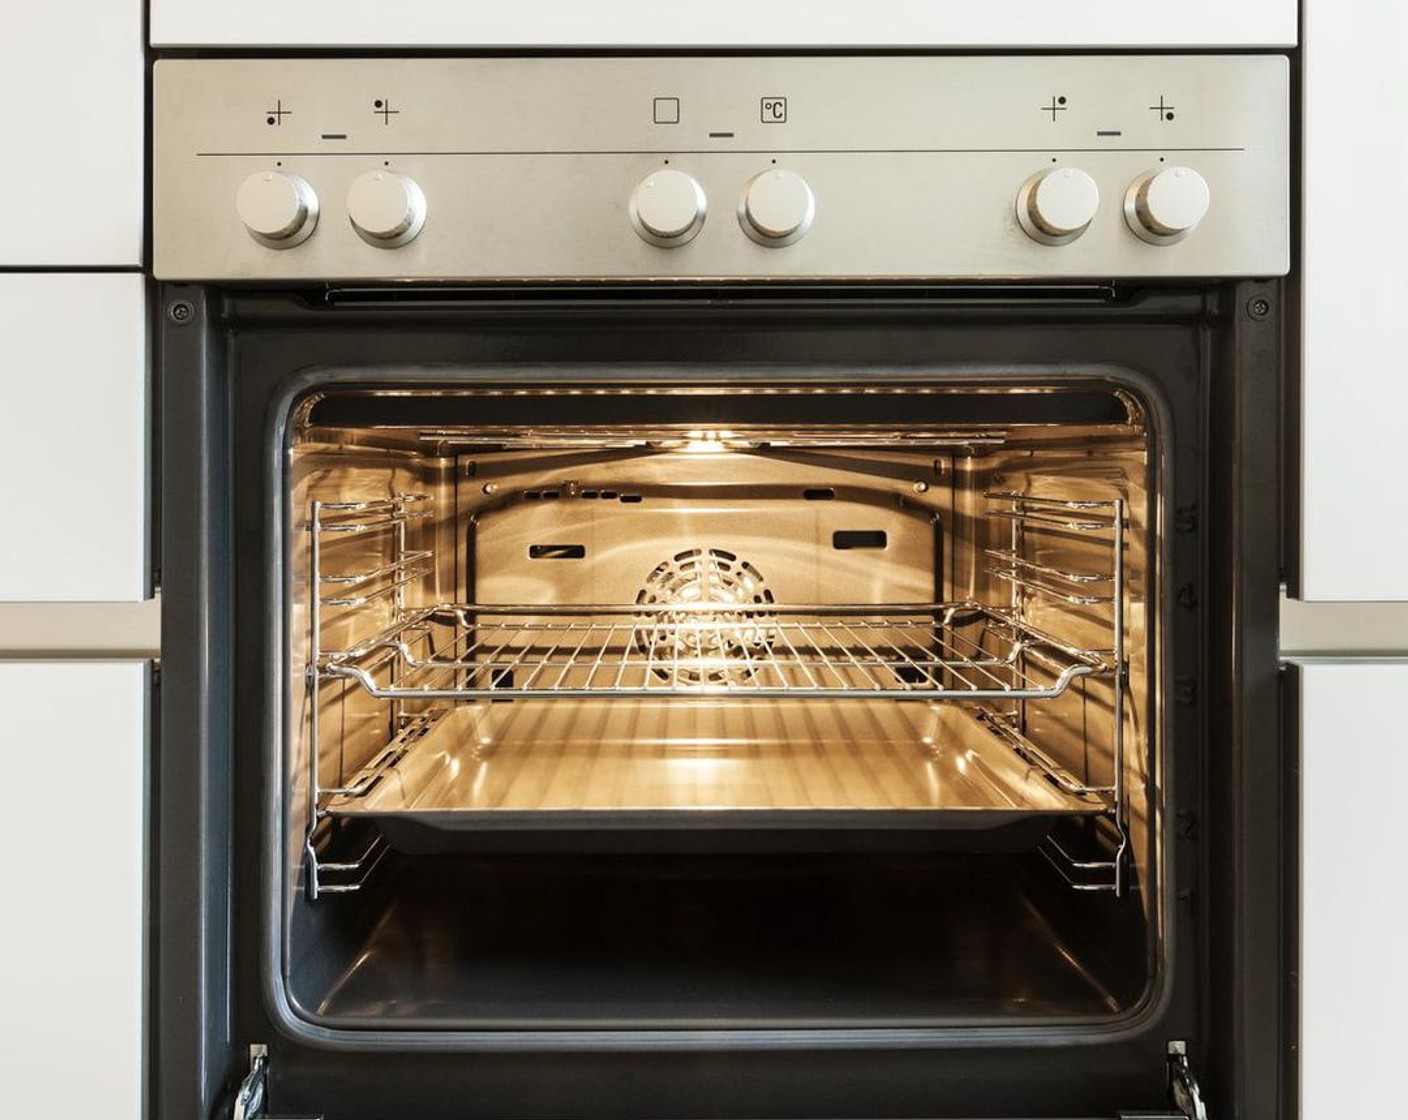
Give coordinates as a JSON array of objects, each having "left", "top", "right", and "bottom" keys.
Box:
[
  {"left": 301, "top": 490, "right": 1131, "bottom": 898},
  {"left": 319, "top": 602, "right": 1113, "bottom": 701}
]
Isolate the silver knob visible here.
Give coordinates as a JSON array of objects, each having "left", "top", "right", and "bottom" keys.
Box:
[
  {"left": 1125, "top": 166, "right": 1211, "bottom": 244},
  {"left": 1017, "top": 167, "right": 1100, "bottom": 245},
  {"left": 739, "top": 169, "right": 815, "bottom": 246},
  {"left": 236, "top": 170, "right": 318, "bottom": 248},
  {"left": 629, "top": 169, "right": 706, "bottom": 247},
  {"left": 347, "top": 171, "right": 427, "bottom": 247}
]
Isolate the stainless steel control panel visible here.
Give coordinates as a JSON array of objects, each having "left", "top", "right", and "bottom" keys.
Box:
[{"left": 153, "top": 56, "right": 1290, "bottom": 281}]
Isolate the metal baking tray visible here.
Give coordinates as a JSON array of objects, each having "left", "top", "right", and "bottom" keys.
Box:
[{"left": 325, "top": 700, "right": 1105, "bottom": 853}]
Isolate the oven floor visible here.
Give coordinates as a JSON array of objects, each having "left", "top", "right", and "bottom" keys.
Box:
[{"left": 301, "top": 852, "right": 1145, "bottom": 1028}]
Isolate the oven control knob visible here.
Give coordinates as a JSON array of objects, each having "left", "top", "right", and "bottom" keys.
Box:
[
  {"left": 236, "top": 170, "right": 318, "bottom": 248},
  {"left": 1125, "top": 166, "right": 1211, "bottom": 244},
  {"left": 739, "top": 169, "right": 815, "bottom": 246},
  {"left": 629, "top": 169, "right": 707, "bottom": 246},
  {"left": 347, "top": 171, "right": 427, "bottom": 248},
  {"left": 1017, "top": 167, "right": 1100, "bottom": 244}
]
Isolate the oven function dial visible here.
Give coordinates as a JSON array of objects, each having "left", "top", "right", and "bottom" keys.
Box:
[
  {"left": 1125, "top": 166, "right": 1211, "bottom": 244},
  {"left": 739, "top": 169, "right": 815, "bottom": 246},
  {"left": 629, "top": 169, "right": 707, "bottom": 247},
  {"left": 235, "top": 170, "right": 319, "bottom": 248},
  {"left": 347, "top": 171, "right": 427, "bottom": 248},
  {"left": 1017, "top": 167, "right": 1100, "bottom": 245}
]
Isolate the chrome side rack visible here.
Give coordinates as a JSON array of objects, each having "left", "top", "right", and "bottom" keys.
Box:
[
  {"left": 304, "top": 493, "right": 432, "bottom": 900},
  {"left": 983, "top": 491, "right": 1129, "bottom": 895}
]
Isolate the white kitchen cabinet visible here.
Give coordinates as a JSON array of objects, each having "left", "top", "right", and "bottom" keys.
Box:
[
  {"left": 0, "top": 1, "right": 143, "bottom": 265},
  {"left": 0, "top": 662, "right": 145, "bottom": 1120},
  {"left": 0, "top": 275, "right": 147, "bottom": 601},
  {"left": 1301, "top": 4, "right": 1408, "bottom": 601},
  {"left": 1299, "top": 660, "right": 1408, "bottom": 1117},
  {"left": 151, "top": 0, "right": 1295, "bottom": 48}
]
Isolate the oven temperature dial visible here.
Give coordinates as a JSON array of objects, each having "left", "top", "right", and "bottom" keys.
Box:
[
  {"left": 347, "top": 171, "right": 427, "bottom": 248},
  {"left": 1017, "top": 167, "right": 1100, "bottom": 245},
  {"left": 236, "top": 170, "right": 319, "bottom": 248},
  {"left": 740, "top": 170, "right": 815, "bottom": 246},
  {"left": 629, "top": 169, "right": 707, "bottom": 247},
  {"left": 1125, "top": 166, "right": 1211, "bottom": 244}
]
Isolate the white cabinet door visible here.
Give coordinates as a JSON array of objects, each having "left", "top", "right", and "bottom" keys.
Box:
[
  {"left": 0, "top": 1, "right": 143, "bottom": 265},
  {"left": 1302, "top": 4, "right": 1408, "bottom": 601},
  {"left": 151, "top": 0, "right": 1296, "bottom": 48},
  {"left": 0, "top": 275, "right": 147, "bottom": 601},
  {"left": 1300, "top": 661, "right": 1408, "bottom": 1117},
  {"left": 0, "top": 662, "right": 145, "bottom": 1120}
]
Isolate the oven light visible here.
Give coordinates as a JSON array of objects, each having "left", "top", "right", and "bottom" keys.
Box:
[{"left": 680, "top": 429, "right": 735, "bottom": 453}]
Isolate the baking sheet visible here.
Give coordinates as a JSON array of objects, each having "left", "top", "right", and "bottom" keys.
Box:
[{"left": 326, "top": 700, "right": 1102, "bottom": 848}]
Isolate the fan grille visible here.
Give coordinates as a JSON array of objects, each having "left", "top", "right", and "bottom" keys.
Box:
[{"left": 634, "top": 548, "right": 776, "bottom": 685}]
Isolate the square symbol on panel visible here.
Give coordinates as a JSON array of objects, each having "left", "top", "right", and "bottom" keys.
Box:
[{"left": 653, "top": 97, "right": 681, "bottom": 125}]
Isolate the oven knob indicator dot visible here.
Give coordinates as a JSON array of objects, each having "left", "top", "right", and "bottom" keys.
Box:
[
  {"left": 629, "top": 169, "right": 707, "bottom": 247},
  {"left": 739, "top": 169, "right": 815, "bottom": 246},
  {"left": 1125, "top": 166, "right": 1211, "bottom": 244},
  {"left": 1017, "top": 167, "right": 1100, "bottom": 245},
  {"left": 347, "top": 170, "right": 427, "bottom": 248},
  {"left": 235, "top": 170, "right": 318, "bottom": 248}
]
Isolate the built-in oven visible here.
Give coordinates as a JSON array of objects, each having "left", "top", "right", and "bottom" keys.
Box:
[{"left": 151, "top": 55, "right": 1294, "bottom": 1120}]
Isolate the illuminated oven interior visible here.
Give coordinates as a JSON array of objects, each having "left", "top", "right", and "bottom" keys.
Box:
[{"left": 281, "top": 382, "right": 1163, "bottom": 1030}]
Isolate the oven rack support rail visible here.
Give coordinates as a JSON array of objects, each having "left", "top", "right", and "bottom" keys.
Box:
[
  {"left": 984, "top": 491, "right": 1130, "bottom": 895},
  {"left": 303, "top": 494, "right": 432, "bottom": 900},
  {"left": 301, "top": 491, "right": 1130, "bottom": 898}
]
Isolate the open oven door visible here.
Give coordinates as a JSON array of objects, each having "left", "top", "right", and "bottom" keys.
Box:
[
  {"left": 228, "top": 1040, "right": 1209, "bottom": 1120},
  {"left": 154, "top": 283, "right": 1292, "bottom": 1120}
]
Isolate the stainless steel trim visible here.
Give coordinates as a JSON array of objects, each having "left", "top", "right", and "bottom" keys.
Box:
[{"left": 154, "top": 55, "right": 1290, "bottom": 281}]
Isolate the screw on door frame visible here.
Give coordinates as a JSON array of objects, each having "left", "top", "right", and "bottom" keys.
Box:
[
  {"left": 168, "top": 300, "right": 195, "bottom": 324},
  {"left": 1246, "top": 296, "right": 1272, "bottom": 320}
]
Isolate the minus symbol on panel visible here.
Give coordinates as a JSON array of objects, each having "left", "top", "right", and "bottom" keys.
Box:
[
  {"left": 1096, "top": 130, "right": 1123, "bottom": 138},
  {"left": 321, "top": 133, "right": 349, "bottom": 140},
  {"left": 709, "top": 131, "right": 735, "bottom": 139}
]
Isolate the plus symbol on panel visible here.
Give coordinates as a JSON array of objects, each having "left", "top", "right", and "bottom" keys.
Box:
[
  {"left": 373, "top": 98, "right": 400, "bottom": 125},
  {"left": 1042, "top": 95, "right": 1069, "bottom": 122}
]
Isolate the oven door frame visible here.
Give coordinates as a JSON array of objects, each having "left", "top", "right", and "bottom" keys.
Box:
[{"left": 154, "top": 282, "right": 1291, "bottom": 1119}]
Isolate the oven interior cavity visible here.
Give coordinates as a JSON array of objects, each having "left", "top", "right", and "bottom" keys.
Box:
[{"left": 283, "top": 383, "right": 1160, "bottom": 1031}]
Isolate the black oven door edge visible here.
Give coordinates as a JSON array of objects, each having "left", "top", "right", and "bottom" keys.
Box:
[{"left": 153, "top": 281, "right": 1290, "bottom": 1120}]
